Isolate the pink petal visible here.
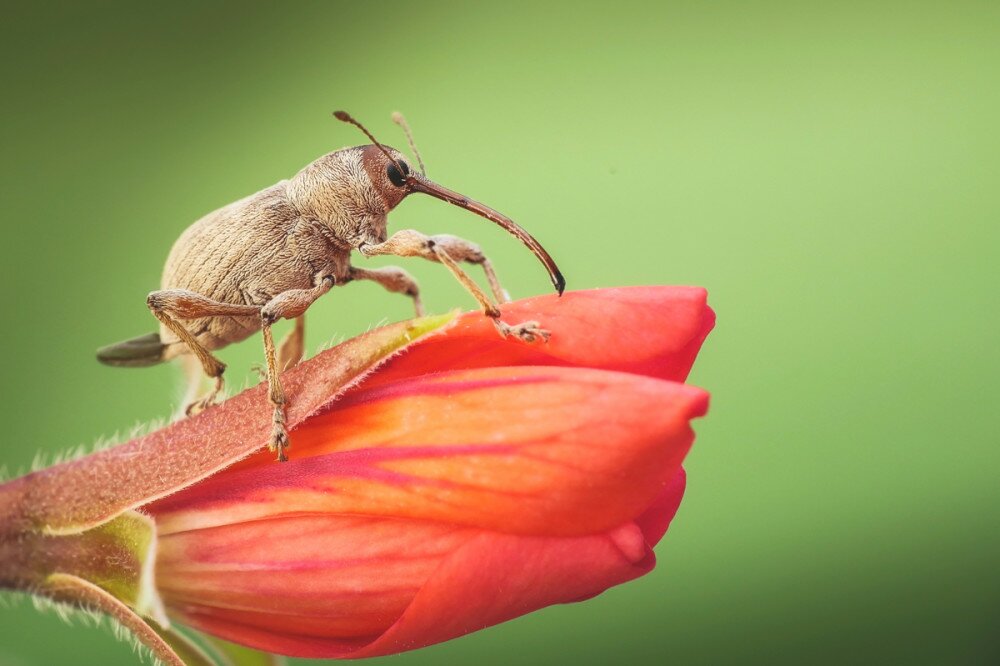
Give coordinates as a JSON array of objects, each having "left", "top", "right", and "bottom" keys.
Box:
[
  {"left": 634, "top": 468, "right": 687, "bottom": 546},
  {"left": 157, "top": 515, "right": 476, "bottom": 642},
  {"left": 164, "top": 517, "right": 677, "bottom": 658}
]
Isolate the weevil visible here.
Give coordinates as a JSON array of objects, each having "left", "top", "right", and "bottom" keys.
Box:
[{"left": 97, "top": 111, "right": 565, "bottom": 461}]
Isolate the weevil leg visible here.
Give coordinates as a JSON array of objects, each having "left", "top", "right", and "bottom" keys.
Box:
[
  {"left": 147, "top": 289, "right": 259, "bottom": 414},
  {"left": 179, "top": 355, "right": 206, "bottom": 417},
  {"left": 360, "top": 230, "right": 546, "bottom": 342},
  {"left": 363, "top": 231, "right": 510, "bottom": 302},
  {"left": 277, "top": 315, "right": 306, "bottom": 371},
  {"left": 478, "top": 256, "right": 509, "bottom": 304},
  {"left": 426, "top": 235, "right": 508, "bottom": 303},
  {"left": 345, "top": 265, "right": 424, "bottom": 317},
  {"left": 259, "top": 276, "right": 335, "bottom": 461},
  {"left": 259, "top": 320, "right": 288, "bottom": 462},
  {"left": 430, "top": 245, "right": 548, "bottom": 342}
]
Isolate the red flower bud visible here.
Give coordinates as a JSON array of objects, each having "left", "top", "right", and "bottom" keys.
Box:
[
  {"left": 149, "top": 287, "right": 713, "bottom": 657},
  {"left": 0, "top": 287, "right": 713, "bottom": 662}
]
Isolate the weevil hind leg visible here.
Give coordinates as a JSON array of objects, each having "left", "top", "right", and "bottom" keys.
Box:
[
  {"left": 176, "top": 349, "right": 225, "bottom": 417},
  {"left": 147, "top": 289, "right": 258, "bottom": 415},
  {"left": 184, "top": 375, "right": 225, "bottom": 417},
  {"left": 150, "top": 281, "right": 333, "bottom": 462},
  {"left": 176, "top": 354, "right": 209, "bottom": 419},
  {"left": 146, "top": 289, "right": 259, "bottom": 416}
]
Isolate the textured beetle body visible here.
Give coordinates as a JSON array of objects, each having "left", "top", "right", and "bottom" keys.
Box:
[
  {"left": 158, "top": 146, "right": 390, "bottom": 357},
  {"left": 99, "top": 112, "right": 564, "bottom": 461}
]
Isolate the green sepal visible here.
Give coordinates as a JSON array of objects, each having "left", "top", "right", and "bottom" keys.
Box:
[{"left": 1, "top": 510, "right": 165, "bottom": 624}]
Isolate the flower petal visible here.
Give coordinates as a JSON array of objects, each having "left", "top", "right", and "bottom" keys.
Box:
[
  {"left": 157, "top": 515, "right": 476, "bottom": 643},
  {"left": 350, "top": 524, "right": 661, "bottom": 658},
  {"left": 148, "top": 366, "right": 707, "bottom": 538},
  {"left": 164, "top": 515, "right": 680, "bottom": 659},
  {"left": 634, "top": 467, "right": 687, "bottom": 546},
  {"left": 362, "top": 286, "right": 715, "bottom": 388}
]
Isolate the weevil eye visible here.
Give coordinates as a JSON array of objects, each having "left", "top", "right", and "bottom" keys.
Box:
[{"left": 386, "top": 161, "right": 409, "bottom": 187}]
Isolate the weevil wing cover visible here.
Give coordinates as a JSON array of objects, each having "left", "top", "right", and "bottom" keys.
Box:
[{"left": 97, "top": 332, "right": 165, "bottom": 367}]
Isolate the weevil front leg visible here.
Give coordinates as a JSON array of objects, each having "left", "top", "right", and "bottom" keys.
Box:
[
  {"left": 260, "top": 275, "right": 335, "bottom": 461},
  {"left": 427, "top": 234, "right": 509, "bottom": 303},
  {"left": 345, "top": 265, "right": 424, "bottom": 317},
  {"left": 147, "top": 289, "right": 260, "bottom": 414},
  {"left": 360, "top": 230, "right": 547, "bottom": 342}
]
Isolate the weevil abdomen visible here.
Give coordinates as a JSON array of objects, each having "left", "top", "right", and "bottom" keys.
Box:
[{"left": 157, "top": 182, "right": 348, "bottom": 356}]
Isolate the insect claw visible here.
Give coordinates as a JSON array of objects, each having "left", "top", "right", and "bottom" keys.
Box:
[
  {"left": 269, "top": 405, "right": 290, "bottom": 461},
  {"left": 493, "top": 319, "right": 550, "bottom": 344}
]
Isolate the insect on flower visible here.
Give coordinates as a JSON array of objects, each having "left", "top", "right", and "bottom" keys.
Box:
[
  {"left": 96, "top": 111, "right": 565, "bottom": 462},
  {"left": 0, "top": 286, "right": 713, "bottom": 663}
]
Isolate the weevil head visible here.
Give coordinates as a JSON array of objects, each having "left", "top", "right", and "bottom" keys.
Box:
[
  {"left": 286, "top": 145, "right": 412, "bottom": 246},
  {"left": 292, "top": 110, "right": 566, "bottom": 295},
  {"left": 358, "top": 144, "right": 414, "bottom": 212}
]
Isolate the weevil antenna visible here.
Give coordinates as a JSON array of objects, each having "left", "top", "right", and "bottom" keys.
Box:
[
  {"left": 391, "top": 111, "right": 426, "bottom": 176},
  {"left": 332, "top": 110, "right": 407, "bottom": 175}
]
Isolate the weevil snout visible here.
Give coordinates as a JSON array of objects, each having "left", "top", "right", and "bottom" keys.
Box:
[
  {"left": 343, "top": 111, "right": 565, "bottom": 296},
  {"left": 403, "top": 173, "right": 565, "bottom": 295}
]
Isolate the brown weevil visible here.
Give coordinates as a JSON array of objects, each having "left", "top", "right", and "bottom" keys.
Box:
[{"left": 97, "top": 111, "right": 565, "bottom": 461}]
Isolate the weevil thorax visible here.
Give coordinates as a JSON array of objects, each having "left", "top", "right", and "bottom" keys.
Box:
[{"left": 286, "top": 145, "right": 412, "bottom": 248}]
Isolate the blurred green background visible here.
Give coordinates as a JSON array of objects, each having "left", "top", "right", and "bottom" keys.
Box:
[{"left": 1, "top": 1, "right": 998, "bottom": 664}]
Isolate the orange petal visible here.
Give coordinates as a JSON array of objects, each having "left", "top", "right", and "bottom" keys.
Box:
[{"left": 148, "top": 366, "right": 707, "bottom": 538}]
